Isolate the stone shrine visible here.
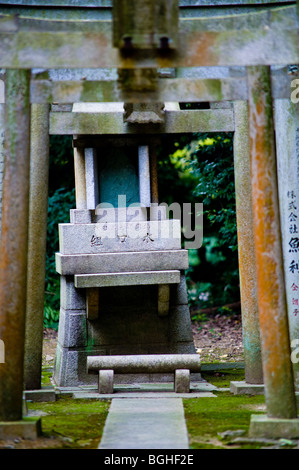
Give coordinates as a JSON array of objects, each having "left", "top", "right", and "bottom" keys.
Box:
[{"left": 54, "top": 104, "right": 195, "bottom": 386}]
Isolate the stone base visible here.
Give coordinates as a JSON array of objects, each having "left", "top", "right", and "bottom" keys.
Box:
[
  {"left": 24, "top": 389, "right": 56, "bottom": 402},
  {"left": 0, "top": 417, "right": 41, "bottom": 440},
  {"left": 249, "top": 414, "right": 299, "bottom": 439},
  {"left": 230, "top": 381, "right": 264, "bottom": 395}
]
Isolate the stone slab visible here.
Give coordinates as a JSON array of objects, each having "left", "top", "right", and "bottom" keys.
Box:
[
  {"left": 249, "top": 414, "right": 299, "bottom": 439},
  {"left": 24, "top": 389, "right": 56, "bottom": 402},
  {"left": 74, "top": 270, "right": 180, "bottom": 288},
  {"left": 98, "top": 398, "right": 189, "bottom": 449},
  {"left": 56, "top": 249, "right": 189, "bottom": 275},
  {"left": 230, "top": 381, "right": 264, "bottom": 395},
  {"left": 58, "top": 220, "right": 181, "bottom": 254},
  {"left": 73, "top": 391, "right": 216, "bottom": 400},
  {"left": 0, "top": 417, "right": 41, "bottom": 440}
]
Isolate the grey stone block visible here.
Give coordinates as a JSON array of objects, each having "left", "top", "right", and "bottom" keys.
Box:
[
  {"left": 58, "top": 220, "right": 181, "bottom": 254},
  {"left": 56, "top": 249, "right": 189, "bottom": 275},
  {"left": 94, "top": 206, "right": 147, "bottom": 223},
  {"left": 175, "top": 369, "right": 191, "bottom": 393},
  {"left": 70, "top": 209, "right": 92, "bottom": 224},
  {"left": 24, "top": 389, "right": 56, "bottom": 402},
  {"left": 57, "top": 308, "right": 88, "bottom": 348},
  {"left": 60, "top": 275, "right": 86, "bottom": 310},
  {"left": 249, "top": 414, "right": 299, "bottom": 439},
  {"left": 0, "top": 418, "right": 42, "bottom": 440},
  {"left": 98, "top": 370, "right": 114, "bottom": 394},
  {"left": 230, "top": 381, "right": 264, "bottom": 395},
  {"left": 74, "top": 270, "right": 180, "bottom": 288}
]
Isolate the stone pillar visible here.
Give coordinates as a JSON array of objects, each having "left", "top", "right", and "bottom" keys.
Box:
[
  {"left": 0, "top": 69, "right": 31, "bottom": 421},
  {"left": 0, "top": 102, "right": 4, "bottom": 238},
  {"left": 74, "top": 147, "right": 87, "bottom": 209},
  {"left": 247, "top": 66, "right": 297, "bottom": 420},
  {"left": 85, "top": 148, "right": 99, "bottom": 210},
  {"left": 274, "top": 99, "right": 299, "bottom": 391},
  {"left": 24, "top": 103, "right": 50, "bottom": 390},
  {"left": 233, "top": 100, "right": 263, "bottom": 385},
  {"left": 138, "top": 145, "right": 151, "bottom": 207}
]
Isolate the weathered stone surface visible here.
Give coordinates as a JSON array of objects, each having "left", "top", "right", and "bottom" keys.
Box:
[
  {"left": 175, "top": 369, "right": 191, "bottom": 393},
  {"left": 60, "top": 275, "right": 86, "bottom": 310},
  {"left": 85, "top": 147, "right": 99, "bottom": 210},
  {"left": 87, "top": 354, "right": 201, "bottom": 374},
  {"left": 0, "top": 418, "right": 42, "bottom": 440},
  {"left": 73, "top": 147, "right": 86, "bottom": 210},
  {"left": 57, "top": 308, "right": 88, "bottom": 349},
  {"left": 24, "top": 389, "right": 56, "bottom": 402},
  {"left": 249, "top": 414, "right": 299, "bottom": 439},
  {"left": 56, "top": 249, "right": 189, "bottom": 275},
  {"left": 94, "top": 205, "right": 147, "bottom": 223},
  {"left": 74, "top": 270, "right": 180, "bottom": 288},
  {"left": 230, "top": 381, "right": 264, "bottom": 395},
  {"left": 138, "top": 145, "right": 151, "bottom": 206},
  {"left": 70, "top": 209, "right": 92, "bottom": 224},
  {"left": 170, "top": 272, "right": 188, "bottom": 305},
  {"left": 98, "top": 370, "right": 114, "bottom": 394},
  {"left": 58, "top": 220, "right": 181, "bottom": 254}
]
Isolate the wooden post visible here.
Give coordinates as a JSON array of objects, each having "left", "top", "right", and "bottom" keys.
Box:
[
  {"left": 0, "top": 69, "right": 31, "bottom": 420},
  {"left": 24, "top": 103, "right": 50, "bottom": 390},
  {"left": 247, "top": 66, "right": 297, "bottom": 419},
  {"left": 233, "top": 100, "right": 263, "bottom": 385}
]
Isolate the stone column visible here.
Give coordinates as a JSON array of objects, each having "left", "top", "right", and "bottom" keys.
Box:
[
  {"left": 0, "top": 102, "right": 4, "bottom": 238},
  {"left": 24, "top": 103, "right": 50, "bottom": 390},
  {"left": 138, "top": 145, "right": 151, "bottom": 207},
  {"left": 74, "top": 147, "right": 87, "bottom": 209},
  {"left": 85, "top": 148, "right": 99, "bottom": 210},
  {"left": 247, "top": 66, "right": 297, "bottom": 420},
  {"left": 233, "top": 100, "right": 263, "bottom": 385},
  {"left": 0, "top": 69, "right": 31, "bottom": 421},
  {"left": 274, "top": 99, "right": 299, "bottom": 391}
]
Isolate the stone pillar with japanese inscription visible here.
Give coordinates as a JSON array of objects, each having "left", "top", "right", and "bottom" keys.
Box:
[
  {"left": 54, "top": 121, "right": 196, "bottom": 386},
  {"left": 275, "top": 99, "right": 299, "bottom": 391}
]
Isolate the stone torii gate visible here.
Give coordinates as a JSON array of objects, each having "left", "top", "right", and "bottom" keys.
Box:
[{"left": 0, "top": 0, "right": 299, "bottom": 438}]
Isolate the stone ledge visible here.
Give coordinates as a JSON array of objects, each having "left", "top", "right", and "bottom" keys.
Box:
[
  {"left": 56, "top": 249, "right": 189, "bottom": 275},
  {"left": 74, "top": 270, "right": 180, "bottom": 288},
  {"left": 24, "top": 389, "right": 56, "bottom": 402},
  {"left": 230, "top": 381, "right": 264, "bottom": 395},
  {"left": 249, "top": 414, "right": 299, "bottom": 439},
  {"left": 0, "top": 417, "right": 41, "bottom": 440}
]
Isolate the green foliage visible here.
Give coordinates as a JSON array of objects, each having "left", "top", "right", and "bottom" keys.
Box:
[
  {"left": 44, "top": 135, "right": 75, "bottom": 329},
  {"left": 158, "top": 132, "right": 240, "bottom": 313}
]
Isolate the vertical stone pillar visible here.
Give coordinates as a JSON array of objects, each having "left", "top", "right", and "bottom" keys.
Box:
[
  {"left": 0, "top": 69, "right": 31, "bottom": 421},
  {"left": 24, "top": 103, "right": 50, "bottom": 390},
  {"left": 0, "top": 102, "right": 4, "bottom": 238},
  {"left": 233, "top": 100, "right": 263, "bottom": 385},
  {"left": 274, "top": 99, "right": 299, "bottom": 391},
  {"left": 85, "top": 148, "right": 99, "bottom": 210},
  {"left": 138, "top": 146, "right": 151, "bottom": 207},
  {"left": 247, "top": 66, "right": 297, "bottom": 419},
  {"left": 74, "top": 147, "right": 87, "bottom": 210}
]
